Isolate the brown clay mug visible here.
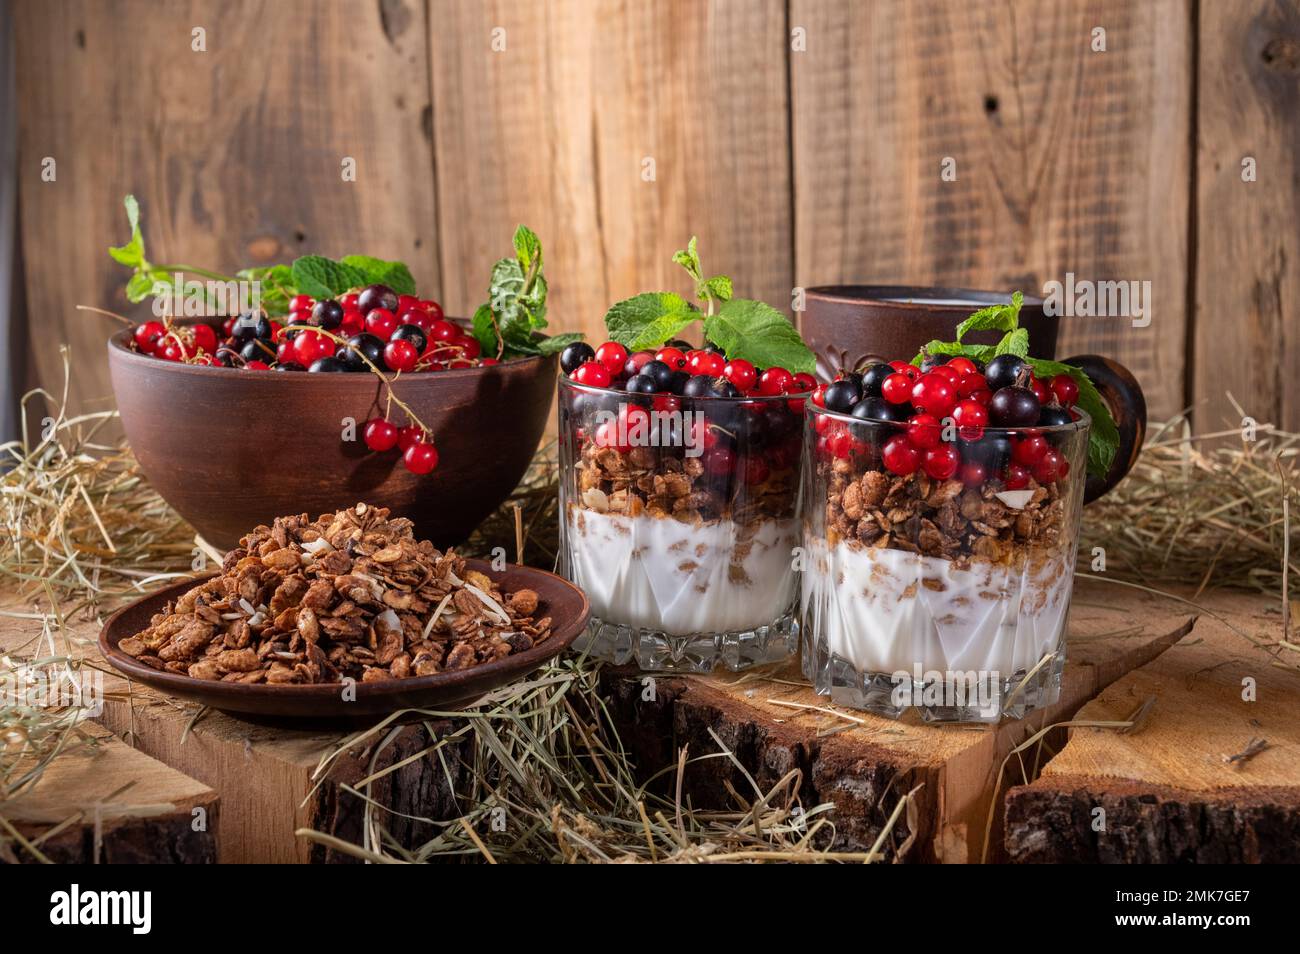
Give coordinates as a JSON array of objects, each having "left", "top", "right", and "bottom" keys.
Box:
[{"left": 802, "top": 284, "right": 1145, "bottom": 502}]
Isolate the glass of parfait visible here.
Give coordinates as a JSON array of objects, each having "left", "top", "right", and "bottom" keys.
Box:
[
  {"left": 799, "top": 387, "right": 1089, "bottom": 723},
  {"left": 557, "top": 365, "right": 807, "bottom": 672}
]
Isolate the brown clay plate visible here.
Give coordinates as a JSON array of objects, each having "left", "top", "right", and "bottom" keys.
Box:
[{"left": 98, "top": 559, "right": 589, "bottom": 719}]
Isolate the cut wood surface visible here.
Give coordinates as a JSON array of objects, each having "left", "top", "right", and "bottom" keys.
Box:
[
  {"left": 2, "top": 726, "right": 217, "bottom": 864},
  {"left": 1005, "top": 588, "right": 1300, "bottom": 862},
  {"left": 601, "top": 577, "right": 1198, "bottom": 862},
  {"left": 3, "top": 577, "right": 1290, "bottom": 863}
]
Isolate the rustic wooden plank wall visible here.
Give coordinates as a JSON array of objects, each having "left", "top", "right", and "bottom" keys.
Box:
[{"left": 10, "top": 0, "right": 1300, "bottom": 431}]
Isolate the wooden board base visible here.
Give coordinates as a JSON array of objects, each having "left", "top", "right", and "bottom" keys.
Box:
[{"left": 1005, "top": 589, "right": 1300, "bottom": 862}]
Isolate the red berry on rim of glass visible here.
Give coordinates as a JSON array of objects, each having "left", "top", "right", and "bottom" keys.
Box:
[
  {"left": 757, "top": 367, "right": 793, "bottom": 396},
  {"left": 911, "top": 373, "right": 956, "bottom": 417},
  {"left": 951, "top": 399, "right": 988, "bottom": 442},
  {"left": 723, "top": 359, "right": 757, "bottom": 392},
  {"left": 596, "top": 341, "right": 630, "bottom": 375},
  {"left": 1050, "top": 374, "right": 1079, "bottom": 406},
  {"left": 571, "top": 360, "right": 612, "bottom": 388},
  {"left": 905, "top": 413, "right": 942, "bottom": 449},
  {"left": 881, "top": 372, "right": 913, "bottom": 404},
  {"left": 289, "top": 294, "right": 315, "bottom": 313},
  {"left": 654, "top": 346, "right": 687, "bottom": 372},
  {"left": 363, "top": 418, "right": 400, "bottom": 452},
  {"left": 946, "top": 357, "right": 979, "bottom": 377}
]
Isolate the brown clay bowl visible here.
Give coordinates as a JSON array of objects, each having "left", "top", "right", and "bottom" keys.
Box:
[
  {"left": 107, "top": 324, "right": 556, "bottom": 550},
  {"left": 98, "top": 559, "right": 589, "bottom": 719}
]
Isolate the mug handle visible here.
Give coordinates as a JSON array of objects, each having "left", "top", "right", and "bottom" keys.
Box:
[{"left": 1061, "top": 354, "right": 1147, "bottom": 504}]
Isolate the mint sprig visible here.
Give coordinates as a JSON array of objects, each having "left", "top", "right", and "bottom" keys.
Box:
[
  {"left": 914, "top": 292, "right": 1119, "bottom": 478},
  {"left": 471, "top": 225, "right": 582, "bottom": 359},
  {"left": 602, "top": 237, "right": 814, "bottom": 375}
]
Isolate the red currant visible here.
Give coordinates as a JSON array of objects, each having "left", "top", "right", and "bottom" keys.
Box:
[
  {"left": 571, "top": 361, "right": 612, "bottom": 388},
  {"left": 946, "top": 357, "right": 979, "bottom": 377},
  {"left": 596, "top": 341, "right": 630, "bottom": 375},
  {"left": 811, "top": 384, "right": 828, "bottom": 408},
  {"left": 397, "top": 425, "right": 424, "bottom": 452},
  {"left": 827, "top": 430, "right": 856, "bottom": 459},
  {"left": 1050, "top": 374, "right": 1079, "bottom": 406},
  {"left": 1012, "top": 435, "right": 1050, "bottom": 466},
  {"left": 480, "top": 357, "right": 500, "bottom": 366},
  {"left": 244, "top": 360, "right": 270, "bottom": 371},
  {"left": 969, "top": 386, "right": 993, "bottom": 405},
  {"left": 1030, "top": 374, "right": 1052, "bottom": 405},
  {"left": 191, "top": 324, "right": 217, "bottom": 355},
  {"left": 960, "top": 461, "right": 987, "bottom": 487},
  {"left": 384, "top": 338, "right": 419, "bottom": 373},
  {"left": 1032, "top": 449, "right": 1063, "bottom": 484},
  {"left": 1003, "top": 463, "right": 1030, "bottom": 490},
  {"left": 889, "top": 360, "right": 919, "bottom": 381},
  {"left": 723, "top": 359, "right": 757, "bottom": 392},
  {"left": 340, "top": 293, "right": 359, "bottom": 310},
  {"left": 922, "top": 443, "right": 960, "bottom": 480},
  {"left": 363, "top": 418, "right": 400, "bottom": 452},
  {"left": 133, "top": 321, "right": 166, "bottom": 354},
  {"left": 654, "top": 346, "right": 687, "bottom": 372},
  {"left": 951, "top": 399, "right": 988, "bottom": 442},
  {"left": 454, "top": 335, "right": 481, "bottom": 359},
  {"left": 421, "top": 300, "right": 444, "bottom": 322},
  {"left": 956, "top": 372, "right": 985, "bottom": 398},
  {"left": 791, "top": 372, "right": 817, "bottom": 393},
  {"left": 757, "top": 367, "right": 794, "bottom": 396},
  {"left": 930, "top": 364, "right": 961, "bottom": 384},
  {"left": 276, "top": 341, "right": 294, "bottom": 365},
  {"left": 743, "top": 457, "right": 770, "bottom": 485},
  {"left": 397, "top": 294, "right": 422, "bottom": 315},
  {"left": 704, "top": 447, "right": 735, "bottom": 476},
  {"left": 403, "top": 441, "right": 439, "bottom": 475},
  {"left": 292, "top": 330, "right": 334, "bottom": 366},
  {"left": 426, "top": 319, "right": 458, "bottom": 342},
  {"left": 882, "top": 435, "right": 920, "bottom": 475},
  {"left": 289, "top": 294, "right": 315, "bottom": 312},
  {"left": 911, "top": 373, "right": 957, "bottom": 417},
  {"left": 365, "top": 308, "right": 398, "bottom": 341},
  {"left": 881, "top": 372, "right": 913, "bottom": 404},
  {"left": 906, "top": 413, "right": 942, "bottom": 449}
]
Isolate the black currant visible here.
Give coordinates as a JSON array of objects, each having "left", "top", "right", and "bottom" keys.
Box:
[
  {"left": 837, "top": 370, "right": 865, "bottom": 391},
  {"left": 391, "top": 323, "right": 428, "bottom": 355},
  {"left": 1038, "top": 406, "right": 1073, "bottom": 428},
  {"left": 214, "top": 346, "right": 239, "bottom": 367},
  {"left": 625, "top": 374, "right": 658, "bottom": 395},
  {"left": 357, "top": 284, "right": 398, "bottom": 315},
  {"left": 682, "top": 375, "right": 713, "bottom": 398},
  {"left": 274, "top": 362, "right": 305, "bottom": 372},
  {"left": 704, "top": 342, "right": 726, "bottom": 355},
  {"left": 765, "top": 406, "right": 797, "bottom": 440},
  {"left": 560, "top": 341, "right": 596, "bottom": 375},
  {"left": 240, "top": 337, "right": 276, "bottom": 363},
  {"left": 340, "top": 333, "right": 386, "bottom": 372},
  {"left": 920, "top": 352, "right": 951, "bottom": 373},
  {"left": 860, "top": 362, "right": 893, "bottom": 398},
  {"left": 311, "top": 299, "right": 344, "bottom": 330},
  {"left": 308, "top": 356, "right": 347, "bottom": 373},
  {"left": 823, "top": 379, "right": 861, "bottom": 413},
  {"left": 640, "top": 359, "right": 674, "bottom": 391},
  {"left": 732, "top": 409, "right": 768, "bottom": 447},
  {"left": 988, "top": 386, "right": 1041, "bottom": 427},
  {"left": 851, "top": 396, "right": 909, "bottom": 423},
  {"left": 968, "top": 433, "right": 1013, "bottom": 469},
  {"left": 985, "top": 354, "right": 1028, "bottom": 391},
  {"left": 669, "top": 370, "right": 691, "bottom": 394},
  {"left": 231, "top": 312, "right": 271, "bottom": 343},
  {"left": 710, "top": 377, "right": 740, "bottom": 398}
]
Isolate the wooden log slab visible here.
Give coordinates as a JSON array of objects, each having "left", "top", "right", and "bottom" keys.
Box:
[
  {"left": 602, "top": 578, "right": 1199, "bottom": 862},
  {"left": 1005, "top": 589, "right": 1300, "bottom": 863},
  {"left": 1, "top": 726, "right": 217, "bottom": 864}
]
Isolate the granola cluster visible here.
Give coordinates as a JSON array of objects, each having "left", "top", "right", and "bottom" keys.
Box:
[
  {"left": 822, "top": 458, "right": 1067, "bottom": 561},
  {"left": 118, "top": 503, "right": 551, "bottom": 684},
  {"left": 576, "top": 441, "right": 796, "bottom": 524}
]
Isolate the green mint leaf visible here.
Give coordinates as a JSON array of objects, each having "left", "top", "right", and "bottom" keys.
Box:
[
  {"left": 237, "top": 264, "right": 294, "bottom": 314},
  {"left": 1024, "top": 357, "right": 1119, "bottom": 478},
  {"left": 471, "top": 304, "right": 499, "bottom": 356},
  {"left": 604, "top": 292, "right": 698, "bottom": 352},
  {"left": 291, "top": 255, "right": 366, "bottom": 299},
  {"left": 671, "top": 236, "right": 702, "bottom": 282},
  {"left": 697, "top": 275, "right": 733, "bottom": 304},
  {"left": 339, "top": 255, "right": 416, "bottom": 296},
  {"left": 489, "top": 257, "right": 525, "bottom": 314},
  {"left": 109, "top": 194, "right": 146, "bottom": 267},
  {"left": 995, "top": 327, "right": 1029, "bottom": 357},
  {"left": 704, "top": 298, "right": 815, "bottom": 375},
  {"left": 536, "top": 332, "right": 584, "bottom": 355},
  {"left": 955, "top": 291, "right": 1024, "bottom": 342},
  {"left": 513, "top": 225, "right": 542, "bottom": 272},
  {"left": 125, "top": 270, "right": 157, "bottom": 303}
]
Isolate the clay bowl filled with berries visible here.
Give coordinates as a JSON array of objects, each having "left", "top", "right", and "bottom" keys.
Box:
[{"left": 109, "top": 283, "right": 556, "bottom": 551}]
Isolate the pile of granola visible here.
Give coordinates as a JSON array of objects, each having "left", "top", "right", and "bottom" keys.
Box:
[
  {"left": 575, "top": 441, "right": 797, "bottom": 524},
  {"left": 821, "top": 457, "right": 1067, "bottom": 562},
  {"left": 118, "top": 503, "right": 551, "bottom": 684}
]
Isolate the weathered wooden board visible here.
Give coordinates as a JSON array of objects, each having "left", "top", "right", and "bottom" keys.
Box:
[
  {"left": 1192, "top": 0, "right": 1300, "bottom": 433},
  {"left": 1, "top": 726, "right": 217, "bottom": 864},
  {"left": 788, "top": 0, "right": 1192, "bottom": 421},
  {"left": 13, "top": 0, "right": 440, "bottom": 414},
  {"left": 601, "top": 577, "right": 1198, "bottom": 863},
  {"left": 428, "top": 0, "right": 793, "bottom": 347},
  {"left": 1004, "top": 588, "right": 1300, "bottom": 862}
]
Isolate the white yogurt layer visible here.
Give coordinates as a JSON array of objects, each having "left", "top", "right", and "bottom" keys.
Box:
[
  {"left": 803, "top": 541, "right": 1073, "bottom": 676},
  {"left": 565, "top": 509, "right": 798, "bottom": 636}
]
